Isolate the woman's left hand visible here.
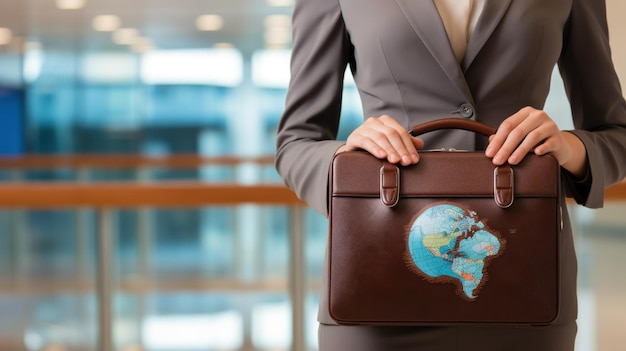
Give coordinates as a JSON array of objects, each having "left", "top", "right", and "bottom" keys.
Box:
[{"left": 485, "top": 106, "right": 588, "bottom": 178}]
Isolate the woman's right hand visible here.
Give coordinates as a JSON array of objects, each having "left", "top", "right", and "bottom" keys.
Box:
[{"left": 335, "top": 115, "right": 424, "bottom": 166}]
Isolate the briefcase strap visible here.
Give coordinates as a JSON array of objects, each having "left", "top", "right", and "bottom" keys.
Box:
[
  {"left": 494, "top": 164, "right": 514, "bottom": 208},
  {"left": 380, "top": 163, "right": 400, "bottom": 207},
  {"left": 409, "top": 118, "right": 496, "bottom": 137}
]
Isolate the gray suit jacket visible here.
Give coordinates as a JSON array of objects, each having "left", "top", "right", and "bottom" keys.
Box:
[{"left": 276, "top": 0, "right": 626, "bottom": 328}]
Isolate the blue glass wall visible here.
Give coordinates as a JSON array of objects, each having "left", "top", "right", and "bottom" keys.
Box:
[{"left": 0, "top": 88, "right": 23, "bottom": 155}]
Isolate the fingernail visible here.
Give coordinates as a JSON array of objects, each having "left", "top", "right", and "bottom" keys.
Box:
[{"left": 485, "top": 146, "right": 493, "bottom": 157}]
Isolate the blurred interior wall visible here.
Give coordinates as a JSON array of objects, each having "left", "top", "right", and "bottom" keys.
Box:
[{"left": 608, "top": 0, "right": 626, "bottom": 87}]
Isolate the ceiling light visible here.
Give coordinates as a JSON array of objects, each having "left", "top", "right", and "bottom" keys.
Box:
[
  {"left": 7, "top": 36, "right": 24, "bottom": 53},
  {"left": 113, "top": 28, "right": 139, "bottom": 45},
  {"left": 264, "top": 27, "right": 291, "bottom": 46},
  {"left": 213, "top": 42, "right": 235, "bottom": 49},
  {"left": 56, "top": 0, "right": 86, "bottom": 10},
  {"left": 0, "top": 28, "right": 12, "bottom": 45},
  {"left": 141, "top": 49, "right": 243, "bottom": 86},
  {"left": 196, "top": 15, "right": 224, "bottom": 31},
  {"left": 81, "top": 53, "right": 138, "bottom": 83},
  {"left": 264, "top": 15, "right": 291, "bottom": 28},
  {"left": 23, "top": 41, "right": 44, "bottom": 83},
  {"left": 24, "top": 41, "right": 42, "bottom": 52},
  {"left": 267, "top": 0, "right": 293, "bottom": 7},
  {"left": 93, "top": 15, "right": 121, "bottom": 32},
  {"left": 252, "top": 50, "right": 291, "bottom": 88},
  {"left": 131, "top": 37, "right": 155, "bottom": 53}
]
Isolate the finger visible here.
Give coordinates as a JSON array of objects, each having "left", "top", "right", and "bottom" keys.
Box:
[
  {"left": 506, "top": 123, "right": 552, "bottom": 164},
  {"left": 345, "top": 129, "right": 391, "bottom": 159},
  {"left": 347, "top": 116, "right": 422, "bottom": 165},
  {"left": 490, "top": 108, "right": 552, "bottom": 165},
  {"left": 533, "top": 127, "right": 567, "bottom": 160},
  {"left": 389, "top": 130, "right": 421, "bottom": 165},
  {"left": 351, "top": 124, "right": 409, "bottom": 163},
  {"left": 379, "top": 127, "right": 416, "bottom": 165},
  {"left": 403, "top": 134, "right": 422, "bottom": 163},
  {"left": 533, "top": 136, "right": 558, "bottom": 157},
  {"left": 533, "top": 136, "right": 558, "bottom": 156},
  {"left": 494, "top": 123, "right": 544, "bottom": 165},
  {"left": 411, "top": 136, "right": 425, "bottom": 151},
  {"left": 379, "top": 116, "right": 420, "bottom": 165},
  {"left": 505, "top": 110, "right": 562, "bottom": 164},
  {"left": 485, "top": 110, "right": 527, "bottom": 158}
]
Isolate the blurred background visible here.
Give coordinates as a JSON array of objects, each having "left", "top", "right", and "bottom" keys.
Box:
[{"left": 0, "top": 0, "right": 624, "bottom": 350}]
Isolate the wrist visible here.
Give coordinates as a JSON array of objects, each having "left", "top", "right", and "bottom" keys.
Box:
[{"left": 561, "top": 131, "right": 588, "bottom": 179}]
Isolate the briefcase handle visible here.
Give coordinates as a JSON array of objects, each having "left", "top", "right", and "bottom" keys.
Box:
[
  {"left": 409, "top": 118, "right": 496, "bottom": 137},
  {"left": 407, "top": 118, "right": 514, "bottom": 208}
]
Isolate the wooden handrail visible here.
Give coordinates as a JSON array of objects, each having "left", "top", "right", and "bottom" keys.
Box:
[
  {"left": 0, "top": 154, "right": 275, "bottom": 169},
  {"left": 605, "top": 181, "right": 626, "bottom": 200},
  {"left": 0, "top": 181, "right": 622, "bottom": 208},
  {"left": 0, "top": 154, "right": 623, "bottom": 204},
  {"left": 0, "top": 182, "right": 304, "bottom": 208},
  {"left": 0, "top": 277, "right": 323, "bottom": 294}
]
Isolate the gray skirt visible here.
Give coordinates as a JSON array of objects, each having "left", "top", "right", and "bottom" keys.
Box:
[{"left": 318, "top": 323, "right": 577, "bottom": 351}]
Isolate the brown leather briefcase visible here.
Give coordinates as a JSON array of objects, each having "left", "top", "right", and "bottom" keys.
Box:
[{"left": 328, "top": 118, "right": 561, "bottom": 326}]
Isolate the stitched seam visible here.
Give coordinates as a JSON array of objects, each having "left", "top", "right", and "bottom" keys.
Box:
[
  {"left": 515, "top": 25, "right": 546, "bottom": 108},
  {"left": 380, "top": 38, "right": 412, "bottom": 127}
]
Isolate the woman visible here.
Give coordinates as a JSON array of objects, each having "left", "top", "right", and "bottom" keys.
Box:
[{"left": 275, "top": 0, "right": 626, "bottom": 349}]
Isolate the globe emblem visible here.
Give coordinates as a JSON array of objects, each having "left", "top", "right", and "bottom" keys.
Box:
[{"left": 406, "top": 203, "right": 503, "bottom": 299}]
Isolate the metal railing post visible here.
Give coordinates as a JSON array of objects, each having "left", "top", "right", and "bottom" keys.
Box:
[
  {"left": 137, "top": 208, "right": 153, "bottom": 345},
  {"left": 289, "top": 206, "right": 306, "bottom": 351},
  {"left": 96, "top": 208, "right": 114, "bottom": 351}
]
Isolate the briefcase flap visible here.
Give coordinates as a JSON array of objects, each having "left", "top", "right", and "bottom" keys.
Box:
[{"left": 331, "top": 151, "right": 559, "bottom": 200}]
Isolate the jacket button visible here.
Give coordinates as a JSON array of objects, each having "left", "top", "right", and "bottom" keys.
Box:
[{"left": 459, "top": 103, "right": 474, "bottom": 118}]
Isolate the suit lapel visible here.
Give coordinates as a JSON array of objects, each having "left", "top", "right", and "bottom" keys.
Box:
[
  {"left": 462, "top": 0, "right": 513, "bottom": 71},
  {"left": 394, "top": 0, "right": 473, "bottom": 102}
]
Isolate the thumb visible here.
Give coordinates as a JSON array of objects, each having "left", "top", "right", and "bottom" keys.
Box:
[{"left": 411, "top": 136, "right": 425, "bottom": 150}]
